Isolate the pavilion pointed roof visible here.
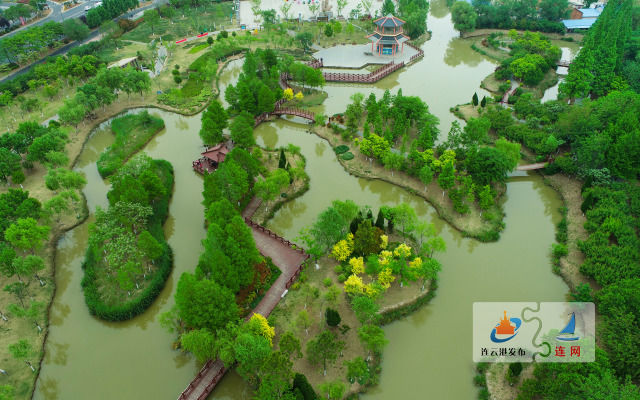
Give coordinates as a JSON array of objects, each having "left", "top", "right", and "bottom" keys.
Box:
[
  {"left": 201, "top": 143, "right": 230, "bottom": 164},
  {"left": 373, "top": 15, "right": 406, "bottom": 28}
]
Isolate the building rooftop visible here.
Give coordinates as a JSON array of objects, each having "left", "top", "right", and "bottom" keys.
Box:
[
  {"left": 201, "top": 143, "right": 230, "bottom": 163},
  {"left": 373, "top": 15, "right": 406, "bottom": 28},
  {"left": 578, "top": 7, "right": 603, "bottom": 17},
  {"left": 562, "top": 18, "right": 598, "bottom": 29}
]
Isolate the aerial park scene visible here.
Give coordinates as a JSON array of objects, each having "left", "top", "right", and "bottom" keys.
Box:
[{"left": 0, "top": 0, "right": 639, "bottom": 398}]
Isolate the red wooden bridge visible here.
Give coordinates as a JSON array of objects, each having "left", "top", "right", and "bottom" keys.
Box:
[
  {"left": 177, "top": 199, "right": 309, "bottom": 400},
  {"left": 272, "top": 107, "right": 315, "bottom": 121}
]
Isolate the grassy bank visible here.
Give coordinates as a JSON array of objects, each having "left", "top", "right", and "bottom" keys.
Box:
[
  {"left": 96, "top": 111, "right": 165, "bottom": 177},
  {"left": 286, "top": 20, "right": 372, "bottom": 48},
  {"left": 250, "top": 146, "right": 311, "bottom": 226},
  {"left": 120, "top": 2, "right": 234, "bottom": 44},
  {"left": 270, "top": 247, "right": 437, "bottom": 397},
  {"left": 310, "top": 126, "right": 506, "bottom": 242},
  {"left": 81, "top": 159, "right": 174, "bottom": 321}
]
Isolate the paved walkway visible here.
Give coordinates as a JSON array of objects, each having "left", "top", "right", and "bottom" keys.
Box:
[
  {"left": 242, "top": 197, "right": 262, "bottom": 219},
  {"left": 313, "top": 44, "right": 419, "bottom": 68},
  {"left": 248, "top": 223, "right": 309, "bottom": 316},
  {"left": 179, "top": 198, "right": 308, "bottom": 400}
]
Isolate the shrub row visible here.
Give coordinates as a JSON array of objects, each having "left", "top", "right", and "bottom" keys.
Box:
[
  {"left": 81, "top": 160, "right": 175, "bottom": 321},
  {"left": 378, "top": 278, "right": 439, "bottom": 325}
]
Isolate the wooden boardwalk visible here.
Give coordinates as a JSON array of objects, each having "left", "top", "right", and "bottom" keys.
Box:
[
  {"left": 178, "top": 198, "right": 308, "bottom": 400},
  {"left": 516, "top": 162, "right": 547, "bottom": 171}
]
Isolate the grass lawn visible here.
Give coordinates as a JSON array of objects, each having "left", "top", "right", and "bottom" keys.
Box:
[
  {"left": 270, "top": 242, "right": 429, "bottom": 395},
  {"left": 96, "top": 111, "right": 166, "bottom": 177},
  {"left": 188, "top": 43, "right": 210, "bottom": 54},
  {"left": 287, "top": 20, "right": 373, "bottom": 48},
  {"left": 285, "top": 84, "right": 328, "bottom": 108},
  {"left": 93, "top": 41, "right": 151, "bottom": 65},
  {"left": 121, "top": 3, "right": 234, "bottom": 43}
]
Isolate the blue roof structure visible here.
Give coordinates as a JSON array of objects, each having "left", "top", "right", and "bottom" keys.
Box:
[
  {"left": 562, "top": 18, "right": 598, "bottom": 29},
  {"left": 578, "top": 7, "right": 603, "bottom": 18}
]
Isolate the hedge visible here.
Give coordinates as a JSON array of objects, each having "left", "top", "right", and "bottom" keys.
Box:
[
  {"left": 334, "top": 145, "right": 349, "bottom": 154},
  {"left": 341, "top": 152, "right": 354, "bottom": 160},
  {"left": 378, "top": 278, "right": 439, "bottom": 325},
  {"left": 81, "top": 159, "right": 175, "bottom": 321},
  {"left": 97, "top": 111, "right": 165, "bottom": 178}
]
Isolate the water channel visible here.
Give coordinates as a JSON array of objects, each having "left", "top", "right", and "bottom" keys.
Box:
[{"left": 34, "top": 0, "right": 570, "bottom": 398}]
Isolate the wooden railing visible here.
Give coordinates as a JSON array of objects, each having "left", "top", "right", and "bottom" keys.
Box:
[
  {"left": 406, "top": 42, "right": 424, "bottom": 63},
  {"left": 322, "top": 61, "right": 404, "bottom": 83},
  {"left": 272, "top": 107, "right": 315, "bottom": 121},
  {"left": 196, "top": 366, "right": 227, "bottom": 400},
  {"left": 244, "top": 217, "right": 308, "bottom": 255},
  {"left": 306, "top": 58, "right": 324, "bottom": 69},
  {"left": 177, "top": 360, "right": 214, "bottom": 400}
]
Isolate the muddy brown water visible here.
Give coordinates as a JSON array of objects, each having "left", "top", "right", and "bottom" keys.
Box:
[{"left": 34, "top": 1, "right": 569, "bottom": 398}]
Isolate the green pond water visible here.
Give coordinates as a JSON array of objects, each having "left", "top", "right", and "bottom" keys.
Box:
[{"left": 34, "top": 0, "right": 570, "bottom": 398}]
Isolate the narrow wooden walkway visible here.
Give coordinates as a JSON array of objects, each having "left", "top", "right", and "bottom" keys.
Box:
[
  {"left": 516, "top": 162, "right": 547, "bottom": 171},
  {"left": 178, "top": 198, "right": 308, "bottom": 400}
]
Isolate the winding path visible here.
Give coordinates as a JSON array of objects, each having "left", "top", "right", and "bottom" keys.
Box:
[{"left": 177, "top": 198, "right": 309, "bottom": 400}]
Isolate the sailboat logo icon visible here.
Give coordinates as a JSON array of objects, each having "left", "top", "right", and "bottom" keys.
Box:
[{"left": 556, "top": 312, "right": 580, "bottom": 341}]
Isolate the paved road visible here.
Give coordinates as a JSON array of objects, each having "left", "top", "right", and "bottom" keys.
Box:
[
  {"left": 1, "top": 0, "right": 102, "bottom": 39},
  {"left": 0, "top": 0, "right": 168, "bottom": 84}
]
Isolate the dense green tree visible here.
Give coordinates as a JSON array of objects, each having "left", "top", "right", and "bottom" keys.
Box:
[
  {"left": 62, "top": 19, "right": 90, "bottom": 41},
  {"left": 254, "top": 169, "right": 290, "bottom": 209},
  {"left": 203, "top": 159, "right": 249, "bottom": 207},
  {"left": 539, "top": 0, "right": 569, "bottom": 21},
  {"left": 353, "top": 220, "right": 383, "bottom": 256},
  {"left": 26, "top": 130, "right": 67, "bottom": 163},
  {"left": 306, "top": 330, "right": 345, "bottom": 376},
  {"left": 175, "top": 272, "right": 239, "bottom": 331},
  {"left": 181, "top": 328, "right": 217, "bottom": 363},
  {"left": 344, "top": 357, "right": 371, "bottom": 384},
  {"left": 295, "top": 32, "right": 313, "bottom": 52},
  {"left": 382, "top": 0, "right": 395, "bottom": 15},
  {"left": 44, "top": 168, "right": 86, "bottom": 191},
  {"left": 0, "top": 148, "right": 22, "bottom": 184},
  {"left": 4, "top": 218, "right": 50, "bottom": 254},
  {"left": 451, "top": 1, "right": 477, "bottom": 36},
  {"left": 199, "top": 101, "right": 228, "bottom": 145},
  {"left": 465, "top": 147, "right": 512, "bottom": 185},
  {"left": 351, "top": 295, "right": 379, "bottom": 324},
  {"left": 199, "top": 216, "right": 259, "bottom": 293},
  {"left": 230, "top": 111, "right": 255, "bottom": 149},
  {"left": 325, "top": 308, "right": 341, "bottom": 327},
  {"left": 278, "top": 331, "right": 302, "bottom": 360},
  {"left": 358, "top": 324, "right": 387, "bottom": 358},
  {"left": 438, "top": 160, "right": 456, "bottom": 190},
  {"left": 494, "top": 138, "right": 521, "bottom": 170},
  {"left": 293, "top": 373, "right": 317, "bottom": 400},
  {"left": 233, "top": 330, "right": 272, "bottom": 382}
]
